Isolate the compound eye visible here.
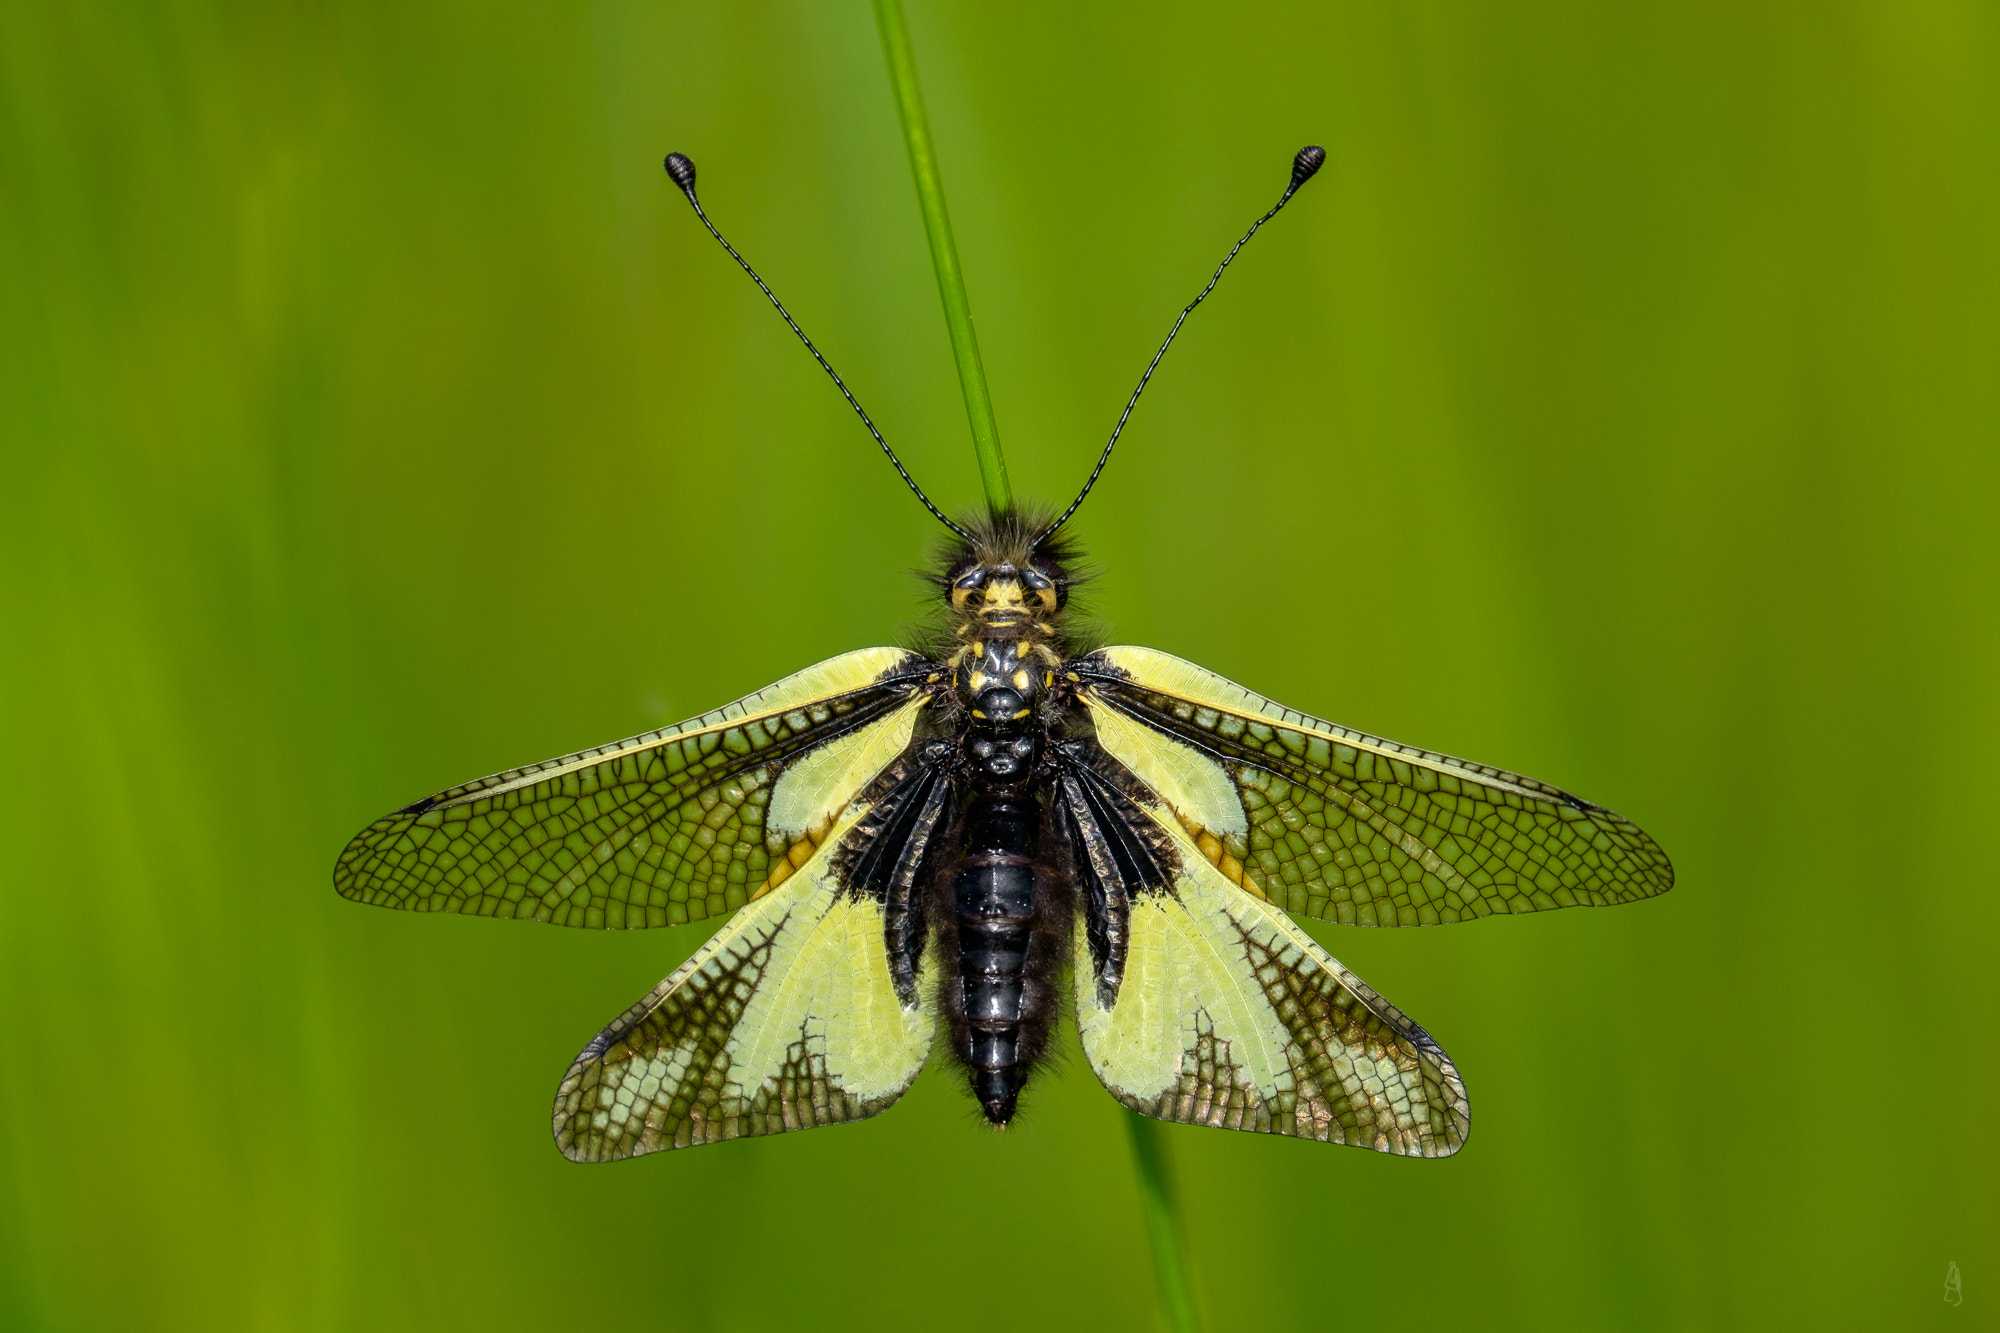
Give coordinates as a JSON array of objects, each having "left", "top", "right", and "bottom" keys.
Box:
[
  {"left": 951, "top": 566, "right": 990, "bottom": 610},
  {"left": 1020, "top": 565, "right": 1061, "bottom": 611}
]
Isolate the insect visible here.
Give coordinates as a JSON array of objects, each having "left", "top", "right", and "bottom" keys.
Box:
[{"left": 335, "top": 145, "right": 1672, "bottom": 1161}]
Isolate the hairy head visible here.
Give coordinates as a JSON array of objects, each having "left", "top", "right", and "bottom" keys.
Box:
[{"left": 929, "top": 510, "right": 1088, "bottom": 648}]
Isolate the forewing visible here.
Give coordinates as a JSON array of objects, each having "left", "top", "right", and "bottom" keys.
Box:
[
  {"left": 1075, "top": 646, "right": 1672, "bottom": 928},
  {"left": 1074, "top": 798, "right": 1469, "bottom": 1155},
  {"left": 335, "top": 648, "right": 935, "bottom": 930},
  {"left": 554, "top": 803, "right": 937, "bottom": 1159}
]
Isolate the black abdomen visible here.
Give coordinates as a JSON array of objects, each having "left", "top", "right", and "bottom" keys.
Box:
[{"left": 946, "top": 793, "right": 1062, "bottom": 1124}]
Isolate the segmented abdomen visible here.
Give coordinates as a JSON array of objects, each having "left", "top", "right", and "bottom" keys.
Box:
[{"left": 949, "top": 794, "right": 1045, "bottom": 1123}]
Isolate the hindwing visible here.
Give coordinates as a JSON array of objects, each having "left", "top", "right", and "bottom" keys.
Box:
[
  {"left": 335, "top": 648, "right": 935, "bottom": 930},
  {"left": 1074, "top": 646, "right": 1672, "bottom": 928},
  {"left": 554, "top": 800, "right": 938, "bottom": 1159},
  {"left": 1072, "top": 793, "right": 1469, "bottom": 1156}
]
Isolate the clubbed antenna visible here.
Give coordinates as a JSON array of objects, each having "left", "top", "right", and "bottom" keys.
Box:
[
  {"left": 662, "top": 151, "right": 972, "bottom": 541},
  {"left": 1039, "top": 145, "right": 1328, "bottom": 542}
]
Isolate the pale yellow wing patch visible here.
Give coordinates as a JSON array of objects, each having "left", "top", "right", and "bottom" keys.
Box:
[
  {"left": 767, "top": 694, "right": 927, "bottom": 841},
  {"left": 1074, "top": 802, "right": 1469, "bottom": 1156},
  {"left": 553, "top": 806, "right": 934, "bottom": 1159},
  {"left": 1086, "top": 696, "right": 1246, "bottom": 837}
]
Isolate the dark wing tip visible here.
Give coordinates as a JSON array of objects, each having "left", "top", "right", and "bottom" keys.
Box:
[
  {"left": 552, "top": 1082, "right": 602, "bottom": 1164},
  {"left": 1594, "top": 805, "right": 1676, "bottom": 895},
  {"left": 1427, "top": 1119, "right": 1472, "bottom": 1158},
  {"left": 333, "top": 802, "right": 431, "bottom": 902},
  {"left": 552, "top": 1122, "right": 601, "bottom": 1164},
  {"left": 332, "top": 819, "right": 390, "bottom": 900},
  {"left": 1561, "top": 791, "right": 1676, "bottom": 897},
  {"left": 1644, "top": 838, "right": 1677, "bottom": 893},
  {"left": 1404, "top": 1022, "right": 1471, "bottom": 1158}
]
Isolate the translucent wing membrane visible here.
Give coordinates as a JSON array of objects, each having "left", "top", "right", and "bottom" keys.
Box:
[
  {"left": 1074, "top": 647, "right": 1672, "bottom": 927},
  {"left": 335, "top": 648, "right": 934, "bottom": 930},
  {"left": 555, "top": 804, "right": 936, "bottom": 1159},
  {"left": 1073, "top": 793, "right": 1468, "bottom": 1155}
]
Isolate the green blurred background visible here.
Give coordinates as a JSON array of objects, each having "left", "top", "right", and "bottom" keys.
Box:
[{"left": 3, "top": 1, "right": 1994, "bottom": 1329}]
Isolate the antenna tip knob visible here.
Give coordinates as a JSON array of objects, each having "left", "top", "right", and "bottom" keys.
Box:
[
  {"left": 663, "top": 151, "right": 697, "bottom": 195},
  {"left": 1290, "top": 145, "right": 1327, "bottom": 190}
]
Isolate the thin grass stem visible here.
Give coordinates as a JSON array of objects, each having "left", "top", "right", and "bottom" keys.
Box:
[
  {"left": 1126, "top": 1111, "right": 1204, "bottom": 1333},
  {"left": 871, "top": 0, "right": 1011, "bottom": 517},
  {"left": 869, "top": 14, "right": 1196, "bottom": 1327}
]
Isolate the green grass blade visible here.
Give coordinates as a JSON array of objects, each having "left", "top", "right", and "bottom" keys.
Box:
[
  {"left": 1126, "top": 1111, "right": 1204, "bottom": 1333},
  {"left": 871, "top": 0, "right": 1011, "bottom": 518}
]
